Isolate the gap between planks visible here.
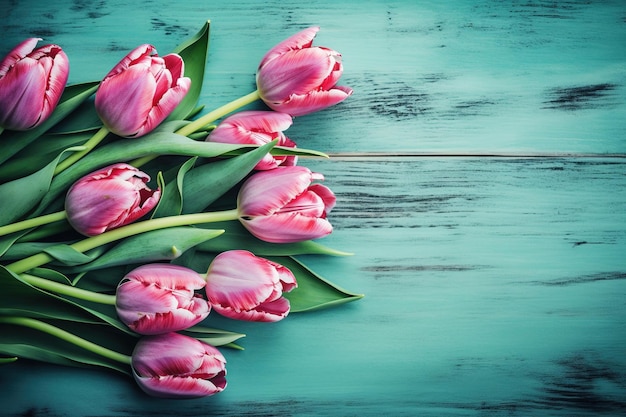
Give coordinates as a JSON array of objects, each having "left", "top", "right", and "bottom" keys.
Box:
[{"left": 322, "top": 152, "right": 626, "bottom": 160}]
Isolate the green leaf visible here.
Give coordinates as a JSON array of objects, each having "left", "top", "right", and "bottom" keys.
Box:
[
  {"left": 182, "top": 326, "right": 246, "bottom": 347},
  {"left": 44, "top": 244, "right": 96, "bottom": 266},
  {"left": 65, "top": 227, "right": 225, "bottom": 274},
  {"left": 0, "top": 82, "right": 99, "bottom": 164},
  {"left": 48, "top": 98, "right": 102, "bottom": 134},
  {"left": 0, "top": 152, "right": 63, "bottom": 226},
  {"left": 167, "top": 20, "right": 210, "bottom": 121},
  {"left": 181, "top": 140, "right": 277, "bottom": 213},
  {"left": 152, "top": 157, "right": 197, "bottom": 218},
  {"left": 270, "top": 256, "right": 364, "bottom": 312},
  {"left": 195, "top": 221, "right": 352, "bottom": 256},
  {"left": 0, "top": 320, "right": 133, "bottom": 374},
  {"left": 0, "top": 266, "right": 132, "bottom": 335},
  {"left": 0, "top": 356, "right": 18, "bottom": 364},
  {"left": 0, "top": 131, "right": 94, "bottom": 182}
]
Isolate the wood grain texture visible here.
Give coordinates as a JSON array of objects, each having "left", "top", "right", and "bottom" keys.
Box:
[{"left": 1, "top": 0, "right": 625, "bottom": 416}]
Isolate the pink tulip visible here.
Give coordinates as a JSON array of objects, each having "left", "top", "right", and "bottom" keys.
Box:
[
  {"left": 116, "top": 264, "right": 210, "bottom": 335},
  {"left": 206, "top": 110, "right": 297, "bottom": 170},
  {"left": 132, "top": 332, "right": 227, "bottom": 398},
  {"left": 256, "top": 26, "right": 352, "bottom": 116},
  {"left": 205, "top": 250, "right": 297, "bottom": 322},
  {"left": 95, "top": 44, "right": 190, "bottom": 138},
  {"left": 0, "top": 38, "right": 69, "bottom": 131},
  {"left": 237, "top": 166, "right": 336, "bottom": 243},
  {"left": 65, "top": 163, "right": 161, "bottom": 236}
]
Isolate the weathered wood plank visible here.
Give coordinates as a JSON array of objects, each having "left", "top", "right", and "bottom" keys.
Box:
[
  {"left": 1, "top": 157, "right": 625, "bottom": 416},
  {"left": 2, "top": 0, "right": 624, "bottom": 154}
]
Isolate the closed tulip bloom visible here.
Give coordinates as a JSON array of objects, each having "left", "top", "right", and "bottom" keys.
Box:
[
  {"left": 116, "top": 264, "right": 210, "bottom": 335},
  {"left": 65, "top": 163, "right": 161, "bottom": 236},
  {"left": 256, "top": 26, "right": 352, "bottom": 116},
  {"left": 206, "top": 110, "right": 297, "bottom": 170},
  {"left": 132, "top": 332, "right": 227, "bottom": 398},
  {"left": 237, "top": 166, "right": 336, "bottom": 243},
  {"left": 95, "top": 44, "right": 190, "bottom": 138},
  {"left": 0, "top": 38, "right": 69, "bottom": 131},
  {"left": 206, "top": 250, "right": 297, "bottom": 322}
]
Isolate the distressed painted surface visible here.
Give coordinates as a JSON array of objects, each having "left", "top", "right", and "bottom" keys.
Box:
[{"left": 1, "top": 1, "right": 625, "bottom": 416}]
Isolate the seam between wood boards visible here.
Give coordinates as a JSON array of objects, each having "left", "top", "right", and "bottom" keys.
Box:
[{"left": 323, "top": 152, "right": 626, "bottom": 160}]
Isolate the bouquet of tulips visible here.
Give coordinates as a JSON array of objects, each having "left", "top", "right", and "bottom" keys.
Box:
[{"left": 0, "top": 21, "right": 361, "bottom": 398}]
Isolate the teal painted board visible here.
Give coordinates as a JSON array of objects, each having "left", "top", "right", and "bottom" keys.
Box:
[
  {"left": 1, "top": 157, "right": 625, "bottom": 416},
  {"left": 1, "top": 0, "right": 625, "bottom": 153}
]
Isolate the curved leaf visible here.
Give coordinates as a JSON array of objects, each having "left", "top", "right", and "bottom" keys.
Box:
[
  {"left": 167, "top": 20, "right": 210, "bottom": 121},
  {"left": 269, "top": 256, "right": 364, "bottom": 312}
]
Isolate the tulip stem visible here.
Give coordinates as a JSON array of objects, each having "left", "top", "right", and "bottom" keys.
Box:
[
  {"left": 176, "top": 90, "right": 261, "bottom": 137},
  {"left": 21, "top": 273, "right": 117, "bottom": 305},
  {"left": 0, "top": 316, "right": 131, "bottom": 365},
  {"left": 0, "top": 210, "right": 67, "bottom": 237},
  {"left": 6, "top": 209, "right": 239, "bottom": 275},
  {"left": 54, "top": 126, "right": 109, "bottom": 175}
]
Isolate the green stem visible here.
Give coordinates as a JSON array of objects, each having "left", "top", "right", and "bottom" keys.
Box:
[
  {"left": 53, "top": 126, "right": 109, "bottom": 175},
  {"left": 6, "top": 209, "right": 239, "bottom": 274},
  {"left": 176, "top": 90, "right": 261, "bottom": 137},
  {"left": 0, "top": 316, "right": 131, "bottom": 365},
  {"left": 0, "top": 210, "right": 67, "bottom": 238},
  {"left": 21, "top": 273, "right": 117, "bottom": 305}
]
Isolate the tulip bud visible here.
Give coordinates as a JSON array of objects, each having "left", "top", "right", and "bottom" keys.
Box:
[
  {"left": 65, "top": 163, "right": 161, "bottom": 236},
  {"left": 132, "top": 332, "right": 227, "bottom": 398},
  {"left": 0, "top": 38, "right": 69, "bottom": 131},
  {"left": 206, "top": 110, "right": 297, "bottom": 170},
  {"left": 237, "top": 166, "right": 336, "bottom": 243},
  {"left": 205, "top": 250, "right": 297, "bottom": 322},
  {"left": 256, "top": 26, "right": 352, "bottom": 116},
  {"left": 95, "top": 44, "right": 191, "bottom": 138},
  {"left": 116, "top": 264, "right": 210, "bottom": 335}
]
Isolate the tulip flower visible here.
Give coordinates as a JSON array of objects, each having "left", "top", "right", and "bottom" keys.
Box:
[
  {"left": 116, "top": 264, "right": 210, "bottom": 335},
  {"left": 206, "top": 110, "right": 297, "bottom": 170},
  {"left": 256, "top": 26, "right": 353, "bottom": 116},
  {"left": 0, "top": 37, "right": 69, "bottom": 131},
  {"left": 65, "top": 163, "right": 161, "bottom": 236},
  {"left": 95, "top": 44, "right": 190, "bottom": 138},
  {"left": 205, "top": 250, "right": 297, "bottom": 322},
  {"left": 132, "top": 332, "right": 227, "bottom": 398},
  {"left": 237, "top": 166, "right": 336, "bottom": 243}
]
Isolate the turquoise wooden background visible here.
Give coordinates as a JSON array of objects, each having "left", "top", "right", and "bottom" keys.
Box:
[{"left": 2, "top": 1, "right": 625, "bottom": 416}]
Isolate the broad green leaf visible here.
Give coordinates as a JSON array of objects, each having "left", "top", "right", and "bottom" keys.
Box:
[
  {"left": 152, "top": 157, "right": 197, "bottom": 218},
  {"left": 0, "top": 152, "right": 63, "bottom": 226},
  {"left": 0, "top": 266, "right": 132, "bottom": 335},
  {"left": 48, "top": 98, "right": 102, "bottom": 134},
  {"left": 65, "top": 227, "right": 225, "bottom": 274},
  {"left": 270, "top": 256, "right": 364, "bottom": 312},
  {"left": 183, "top": 326, "right": 246, "bottom": 347},
  {"left": 0, "top": 82, "right": 99, "bottom": 164},
  {"left": 0, "top": 319, "right": 133, "bottom": 374},
  {"left": 181, "top": 141, "right": 277, "bottom": 213},
  {"left": 195, "top": 221, "right": 352, "bottom": 256},
  {"left": 167, "top": 20, "right": 210, "bottom": 121},
  {"left": 44, "top": 244, "right": 96, "bottom": 266},
  {"left": 0, "top": 131, "right": 94, "bottom": 181}
]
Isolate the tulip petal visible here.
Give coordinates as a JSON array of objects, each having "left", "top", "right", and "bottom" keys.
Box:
[
  {"left": 0, "top": 38, "right": 40, "bottom": 75},
  {"left": 215, "top": 296, "right": 291, "bottom": 322},
  {"left": 134, "top": 373, "right": 226, "bottom": 398},
  {"left": 136, "top": 76, "right": 190, "bottom": 137},
  {"left": 103, "top": 44, "right": 155, "bottom": 79},
  {"left": 258, "top": 48, "right": 336, "bottom": 101},
  {"left": 259, "top": 26, "right": 319, "bottom": 68},
  {"left": 0, "top": 58, "right": 47, "bottom": 129},
  {"left": 270, "top": 86, "right": 353, "bottom": 116},
  {"left": 206, "top": 251, "right": 277, "bottom": 311},
  {"left": 237, "top": 166, "right": 314, "bottom": 216},
  {"left": 241, "top": 211, "right": 333, "bottom": 243},
  {"left": 96, "top": 64, "right": 157, "bottom": 137}
]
